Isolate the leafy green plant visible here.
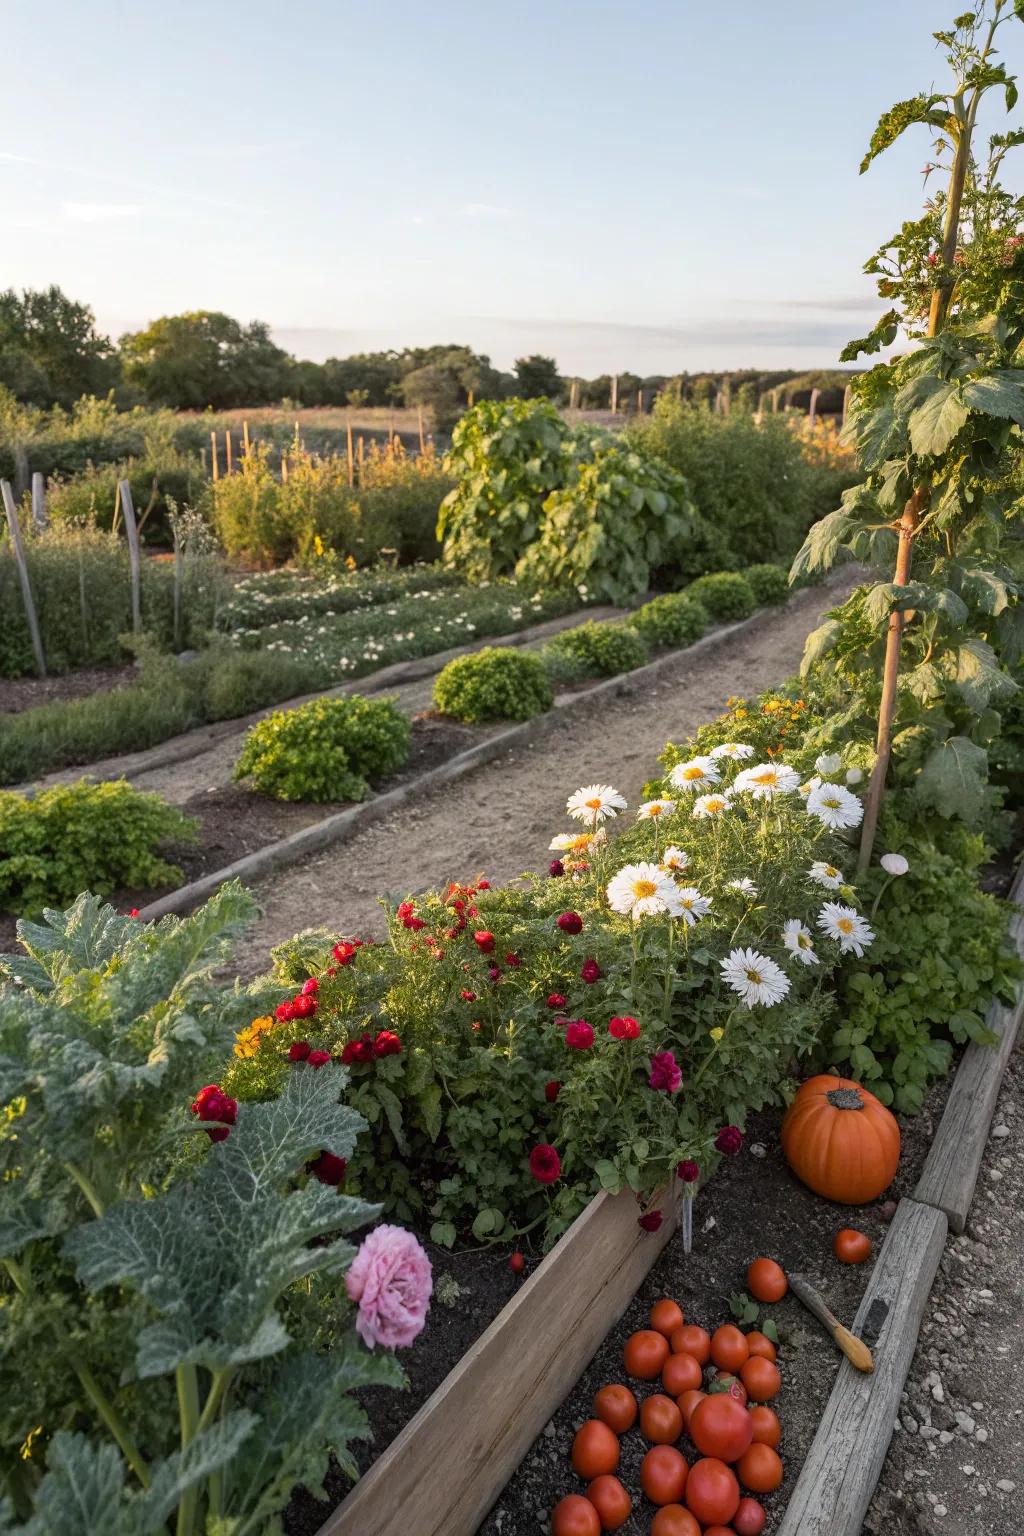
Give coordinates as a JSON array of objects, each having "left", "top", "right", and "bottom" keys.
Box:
[
  {"left": 742, "top": 564, "right": 790, "bottom": 607},
  {"left": 629, "top": 592, "right": 708, "bottom": 650},
  {"left": 0, "top": 886, "right": 404, "bottom": 1531},
  {"left": 432, "top": 647, "right": 553, "bottom": 723},
  {"left": 0, "top": 779, "right": 196, "bottom": 915},
  {"left": 685, "top": 571, "right": 756, "bottom": 622},
  {"left": 234, "top": 694, "right": 411, "bottom": 802},
  {"left": 543, "top": 619, "right": 649, "bottom": 678}
]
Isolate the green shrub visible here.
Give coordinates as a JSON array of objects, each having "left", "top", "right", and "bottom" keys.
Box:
[
  {"left": 686, "top": 571, "right": 756, "bottom": 622},
  {"left": 629, "top": 592, "right": 708, "bottom": 649},
  {"left": 234, "top": 694, "right": 411, "bottom": 802},
  {"left": 0, "top": 778, "right": 196, "bottom": 914},
  {"left": 433, "top": 647, "right": 553, "bottom": 723},
  {"left": 743, "top": 563, "right": 790, "bottom": 606},
  {"left": 516, "top": 446, "right": 697, "bottom": 603},
  {"left": 544, "top": 619, "right": 649, "bottom": 678}
]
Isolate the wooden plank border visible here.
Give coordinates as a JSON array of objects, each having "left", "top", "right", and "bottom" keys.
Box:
[{"left": 319, "top": 1181, "right": 681, "bottom": 1536}]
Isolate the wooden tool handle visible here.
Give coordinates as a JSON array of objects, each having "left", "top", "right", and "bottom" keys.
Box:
[{"left": 789, "top": 1272, "right": 874, "bottom": 1374}]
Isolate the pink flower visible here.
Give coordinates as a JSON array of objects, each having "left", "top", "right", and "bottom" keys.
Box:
[
  {"left": 529, "top": 1144, "right": 561, "bottom": 1183},
  {"left": 345, "top": 1224, "right": 433, "bottom": 1350},
  {"left": 609, "top": 1016, "right": 640, "bottom": 1040},
  {"left": 505, "top": 952, "right": 522, "bottom": 968},
  {"left": 648, "top": 1050, "right": 682, "bottom": 1094},
  {"left": 310, "top": 1151, "right": 347, "bottom": 1186},
  {"left": 288, "top": 1040, "right": 311, "bottom": 1062},
  {"left": 638, "top": 1210, "right": 663, "bottom": 1233},
  {"left": 487, "top": 964, "right": 501, "bottom": 982},
  {"left": 301, "top": 977, "right": 319, "bottom": 995},
  {"left": 565, "top": 1019, "right": 595, "bottom": 1050},
  {"left": 557, "top": 911, "right": 583, "bottom": 935},
  {"left": 715, "top": 1125, "right": 744, "bottom": 1156},
  {"left": 677, "top": 1159, "right": 700, "bottom": 1183},
  {"left": 580, "top": 957, "right": 602, "bottom": 984},
  {"left": 190, "top": 1085, "right": 238, "bottom": 1143},
  {"left": 546, "top": 993, "right": 567, "bottom": 1009},
  {"left": 307, "top": 1049, "right": 331, "bottom": 1069}
]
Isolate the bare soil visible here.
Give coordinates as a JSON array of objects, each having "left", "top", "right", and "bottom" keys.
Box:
[{"left": 0, "top": 663, "right": 136, "bottom": 714}]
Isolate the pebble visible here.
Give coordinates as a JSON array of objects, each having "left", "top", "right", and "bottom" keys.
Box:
[
  {"left": 991, "top": 1124, "right": 1010, "bottom": 1138},
  {"left": 956, "top": 1413, "right": 975, "bottom": 1434},
  {"left": 975, "top": 1428, "right": 989, "bottom": 1443},
  {"left": 997, "top": 1480, "right": 1016, "bottom": 1493}
]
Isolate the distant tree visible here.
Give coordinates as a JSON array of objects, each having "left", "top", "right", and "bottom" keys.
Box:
[
  {"left": 513, "top": 354, "right": 562, "bottom": 399},
  {"left": 0, "top": 285, "right": 118, "bottom": 408},
  {"left": 119, "top": 311, "right": 292, "bottom": 408},
  {"left": 401, "top": 364, "right": 461, "bottom": 430},
  {"left": 735, "top": 380, "right": 757, "bottom": 413}
]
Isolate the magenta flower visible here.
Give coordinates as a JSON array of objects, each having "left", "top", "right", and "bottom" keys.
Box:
[
  {"left": 715, "top": 1125, "right": 744, "bottom": 1155},
  {"left": 557, "top": 911, "right": 583, "bottom": 935},
  {"left": 345, "top": 1224, "right": 433, "bottom": 1350},
  {"left": 677, "top": 1159, "right": 700, "bottom": 1183},
  {"left": 580, "top": 958, "right": 602, "bottom": 984},
  {"left": 565, "top": 1019, "right": 595, "bottom": 1050},
  {"left": 638, "top": 1210, "right": 664, "bottom": 1233},
  {"left": 648, "top": 1050, "right": 682, "bottom": 1094}
]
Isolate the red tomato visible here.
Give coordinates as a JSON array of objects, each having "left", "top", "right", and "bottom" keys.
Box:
[
  {"left": 650, "top": 1298, "right": 685, "bottom": 1337},
  {"left": 641, "top": 1393, "right": 684, "bottom": 1445},
  {"left": 624, "top": 1329, "right": 670, "bottom": 1380},
  {"left": 748, "top": 1405, "right": 782, "bottom": 1448},
  {"left": 592, "top": 1384, "right": 637, "bottom": 1435},
  {"left": 509, "top": 1251, "right": 525, "bottom": 1273},
  {"left": 740, "top": 1357, "right": 781, "bottom": 1403},
  {"left": 685, "top": 1457, "right": 741, "bottom": 1526},
  {"left": 586, "top": 1474, "right": 631, "bottom": 1532},
  {"left": 833, "top": 1227, "right": 872, "bottom": 1264},
  {"left": 571, "top": 1420, "right": 620, "bottom": 1480},
  {"left": 662, "top": 1352, "right": 704, "bottom": 1396},
  {"left": 704, "top": 1528, "right": 738, "bottom": 1536},
  {"left": 551, "top": 1494, "right": 601, "bottom": 1536},
  {"left": 641, "top": 1445, "right": 690, "bottom": 1506},
  {"left": 651, "top": 1507, "right": 701, "bottom": 1536},
  {"left": 710, "top": 1324, "right": 750, "bottom": 1373},
  {"left": 745, "top": 1330, "right": 777, "bottom": 1361},
  {"left": 677, "top": 1388, "right": 706, "bottom": 1427},
  {"left": 734, "top": 1495, "right": 768, "bottom": 1535},
  {"left": 736, "top": 1443, "right": 784, "bottom": 1493},
  {"left": 690, "top": 1393, "right": 754, "bottom": 1462},
  {"left": 746, "top": 1257, "right": 788, "bottom": 1303},
  {"left": 671, "top": 1323, "right": 711, "bottom": 1364},
  {"left": 710, "top": 1370, "right": 748, "bottom": 1406}
]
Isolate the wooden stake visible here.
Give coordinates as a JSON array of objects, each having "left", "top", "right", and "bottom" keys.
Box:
[
  {"left": 841, "top": 383, "right": 852, "bottom": 429},
  {"left": 808, "top": 387, "right": 820, "bottom": 427},
  {"left": 347, "top": 421, "right": 355, "bottom": 486},
  {"left": 31, "top": 472, "right": 46, "bottom": 530},
  {"left": 358, "top": 435, "right": 364, "bottom": 476},
  {"left": 281, "top": 450, "right": 289, "bottom": 483},
  {"left": 172, "top": 520, "right": 183, "bottom": 652},
  {"left": 242, "top": 419, "right": 250, "bottom": 456},
  {"left": 224, "top": 430, "right": 232, "bottom": 474},
  {"left": 2, "top": 479, "right": 46, "bottom": 676},
  {"left": 418, "top": 406, "right": 426, "bottom": 454},
  {"left": 118, "top": 479, "right": 143, "bottom": 634},
  {"left": 610, "top": 375, "right": 618, "bottom": 413},
  {"left": 210, "top": 431, "right": 219, "bottom": 481}
]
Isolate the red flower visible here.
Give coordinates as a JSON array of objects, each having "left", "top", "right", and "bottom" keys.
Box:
[
  {"left": 580, "top": 958, "right": 602, "bottom": 984},
  {"left": 301, "top": 977, "right": 319, "bottom": 995},
  {"left": 326, "top": 966, "right": 338, "bottom": 978},
  {"left": 487, "top": 965, "right": 501, "bottom": 982},
  {"left": 509, "top": 1250, "right": 525, "bottom": 1274},
  {"left": 546, "top": 993, "right": 567, "bottom": 1009},
  {"left": 529, "top": 1144, "right": 561, "bottom": 1183},
  {"left": 288, "top": 1040, "right": 311, "bottom": 1062},
  {"left": 648, "top": 1050, "right": 682, "bottom": 1094},
  {"left": 407, "top": 916, "right": 426, "bottom": 931},
  {"left": 505, "top": 952, "right": 522, "bottom": 968},
  {"left": 477, "top": 879, "right": 491, "bottom": 890},
  {"left": 557, "top": 911, "right": 583, "bottom": 935},
  {"left": 715, "top": 1125, "right": 744, "bottom": 1156},
  {"left": 128, "top": 908, "right": 140, "bottom": 918},
  {"left": 549, "top": 859, "right": 565, "bottom": 877},
  {"left": 638, "top": 1210, "right": 663, "bottom": 1233},
  {"left": 373, "top": 1030, "right": 403, "bottom": 1058},
  {"left": 460, "top": 989, "right": 476, "bottom": 1002},
  {"left": 307, "top": 1049, "right": 332, "bottom": 1069},
  {"left": 293, "top": 993, "right": 317, "bottom": 1019},
  {"left": 473, "top": 930, "right": 496, "bottom": 953},
  {"left": 565, "top": 1019, "right": 595, "bottom": 1050},
  {"left": 275, "top": 1000, "right": 295, "bottom": 1022},
  {"left": 333, "top": 940, "right": 360, "bottom": 963},
  {"left": 677, "top": 1159, "right": 700, "bottom": 1183},
  {"left": 190, "top": 1084, "right": 237, "bottom": 1143},
  {"left": 544, "top": 1080, "right": 562, "bottom": 1103},
  {"left": 341, "top": 1032, "right": 375, "bottom": 1065},
  {"left": 609, "top": 1015, "right": 640, "bottom": 1040},
  {"left": 310, "top": 1151, "right": 347, "bottom": 1186}
]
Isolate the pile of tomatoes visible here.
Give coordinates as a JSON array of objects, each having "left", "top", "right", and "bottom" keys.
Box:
[{"left": 551, "top": 1261, "right": 789, "bottom": 1535}]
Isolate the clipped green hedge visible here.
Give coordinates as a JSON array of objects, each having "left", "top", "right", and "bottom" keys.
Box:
[
  {"left": 629, "top": 592, "right": 708, "bottom": 649},
  {"left": 433, "top": 646, "right": 553, "bottom": 723},
  {"left": 685, "top": 571, "right": 756, "bottom": 622},
  {"left": 543, "top": 619, "right": 649, "bottom": 678},
  {"left": 743, "top": 563, "right": 790, "bottom": 607},
  {"left": 234, "top": 693, "right": 410, "bottom": 802}
]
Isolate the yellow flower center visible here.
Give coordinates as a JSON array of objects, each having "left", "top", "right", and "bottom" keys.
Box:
[
  {"left": 753, "top": 770, "right": 777, "bottom": 785},
  {"left": 838, "top": 917, "right": 854, "bottom": 935},
  {"left": 586, "top": 797, "right": 603, "bottom": 810},
  {"left": 822, "top": 795, "right": 842, "bottom": 809},
  {"left": 798, "top": 933, "right": 811, "bottom": 950},
  {"left": 633, "top": 879, "right": 658, "bottom": 899},
  {"left": 745, "top": 967, "right": 763, "bottom": 984},
  {"left": 682, "top": 766, "right": 704, "bottom": 780}
]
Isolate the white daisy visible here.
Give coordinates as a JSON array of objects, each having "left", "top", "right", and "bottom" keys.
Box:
[
  {"left": 567, "top": 784, "right": 627, "bottom": 826},
  {"left": 728, "top": 877, "right": 758, "bottom": 897},
  {"left": 638, "top": 798, "right": 677, "bottom": 821},
  {"left": 710, "top": 742, "right": 755, "bottom": 760},
  {"left": 815, "top": 752, "right": 842, "bottom": 776},
  {"left": 782, "top": 918, "right": 819, "bottom": 967},
  {"left": 668, "top": 756, "right": 721, "bottom": 792},
  {"left": 881, "top": 852, "right": 909, "bottom": 876},
  {"left": 798, "top": 774, "right": 821, "bottom": 799},
  {"left": 846, "top": 767, "right": 864, "bottom": 785},
  {"left": 806, "top": 782, "right": 864, "bottom": 831},
  {"left": 817, "top": 902, "right": 875, "bottom": 957},
  {"left": 660, "top": 845, "right": 690, "bottom": 873},
  {"left": 733, "top": 762, "right": 801, "bottom": 799},
  {"left": 809, "top": 861, "right": 845, "bottom": 889},
  {"left": 692, "top": 793, "right": 732, "bottom": 818},
  {"left": 549, "top": 829, "right": 605, "bottom": 853},
  {"left": 675, "top": 887, "right": 712, "bottom": 925},
  {"left": 720, "top": 947, "right": 791, "bottom": 1008},
  {"left": 607, "top": 862, "right": 681, "bottom": 920}
]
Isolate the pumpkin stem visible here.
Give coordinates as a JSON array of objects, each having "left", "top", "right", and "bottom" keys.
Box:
[{"left": 826, "top": 1088, "right": 864, "bottom": 1110}]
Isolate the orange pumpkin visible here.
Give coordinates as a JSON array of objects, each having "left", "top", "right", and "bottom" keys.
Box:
[{"left": 781, "top": 1075, "right": 899, "bottom": 1204}]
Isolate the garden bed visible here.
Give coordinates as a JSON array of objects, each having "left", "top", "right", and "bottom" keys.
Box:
[{"left": 0, "top": 661, "right": 135, "bottom": 713}]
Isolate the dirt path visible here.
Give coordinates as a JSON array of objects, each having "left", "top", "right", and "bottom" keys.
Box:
[
  {"left": 866, "top": 1043, "right": 1023, "bottom": 1536},
  {"left": 231, "top": 575, "right": 856, "bottom": 974}
]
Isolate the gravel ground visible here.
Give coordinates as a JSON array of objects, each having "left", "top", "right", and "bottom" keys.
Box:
[{"left": 866, "top": 1043, "right": 1024, "bottom": 1536}]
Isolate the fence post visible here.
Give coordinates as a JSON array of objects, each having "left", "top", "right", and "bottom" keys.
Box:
[
  {"left": 2, "top": 479, "right": 46, "bottom": 676},
  {"left": 210, "top": 430, "right": 219, "bottom": 481},
  {"left": 242, "top": 419, "right": 250, "bottom": 456},
  {"left": 31, "top": 472, "right": 47, "bottom": 529},
  {"left": 281, "top": 449, "right": 289, "bottom": 483},
  {"left": 224, "top": 430, "right": 233, "bottom": 474},
  {"left": 808, "top": 388, "right": 820, "bottom": 428},
  {"left": 358, "top": 435, "right": 364, "bottom": 477},
  {"left": 418, "top": 406, "right": 426, "bottom": 454},
  {"left": 841, "top": 383, "right": 852, "bottom": 429},
  {"left": 118, "top": 479, "right": 143, "bottom": 634},
  {"left": 610, "top": 375, "right": 618, "bottom": 413},
  {"left": 171, "top": 519, "right": 184, "bottom": 651},
  {"left": 347, "top": 421, "right": 355, "bottom": 486}
]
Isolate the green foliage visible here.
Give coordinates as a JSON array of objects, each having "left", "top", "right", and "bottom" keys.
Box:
[
  {"left": 432, "top": 647, "right": 553, "bottom": 723},
  {"left": 742, "top": 563, "right": 790, "bottom": 606},
  {"left": 437, "top": 397, "right": 569, "bottom": 580},
  {"left": 543, "top": 619, "right": 649, "bottom": 678},
  {"left": 685, "top": 571, "right": 756, "bottom": 622},
  {"left": 119, "top": 311, "right": 292, "bottom": 410},
  {"left": 0, "top": 286, "right": 117, "bottom": 409},
  {"left": 234, "top": 694, "right": 410, "bottom": 803},
  {"left": 0, "top": 779, "right": 196, "bottom": 915},
  {"left": 629, "top": 592, "right": 708, "bottom": 649},
  {"left": 516, "top": 445, "right": 698, "bottom": 603},
  {"left": 0, "top": 886, "right": 403, "bottom": 1530}
]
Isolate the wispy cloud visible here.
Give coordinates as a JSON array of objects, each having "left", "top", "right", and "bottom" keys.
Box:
[
  {"left": 63, "top": 201, "right": 142, "bottom": 223},
  {"left": 459, "top": 202, "right": 514, "bottom": 221}
]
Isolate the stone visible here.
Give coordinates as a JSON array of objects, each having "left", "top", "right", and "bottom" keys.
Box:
[{"left": 997, "top": 1480, "right": 1017, "bottom": 1493}]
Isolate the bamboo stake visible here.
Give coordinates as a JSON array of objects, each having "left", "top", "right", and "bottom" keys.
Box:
[
  {"left": 172, "top": 520, "right": 183, "bottom": 652},
  {"left": 610, "top": 375, "right": 618, "bottom": 413},
  {"left": 2, "top": 479, "right": 46, "bottom": 676},
  {"left": 224, "top": 430, "right": 232, "bottom": 474},
  {"left": 210, "top": 431, "right": 219, "bottom": 481},
  {"left": 281, "top": 449, "right": 289, "bottom": 483},
  {"left": 118, "top": 480, "right": 142, "bottom": 634},
  {"left": 242, "top": 419, "right": 250, "bottom": 456},
  {"left": 841, "top": 383, "right": 852, "bottom": 429},
  {"left": 346, "top": 421, "right": 355, "bottom": 486},
  {"left": 358, "top": 435, "right": 364, "bottom": 477},
  {"left": 418, "top": 406, "right": 426, "bottom": 454}
]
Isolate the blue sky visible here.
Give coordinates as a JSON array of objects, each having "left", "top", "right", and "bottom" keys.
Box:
[{"left": 4, "top": 0, "right": 1023, "bottom": 373}]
